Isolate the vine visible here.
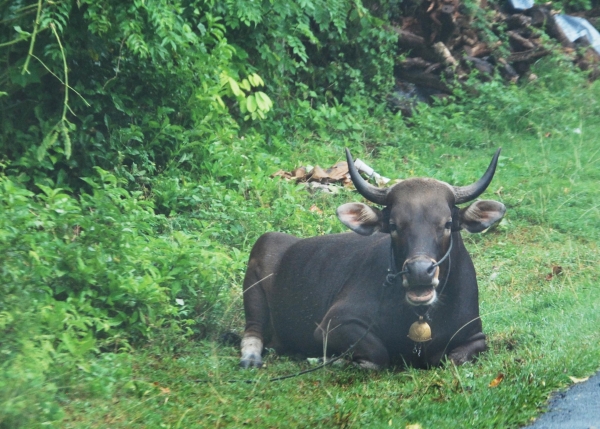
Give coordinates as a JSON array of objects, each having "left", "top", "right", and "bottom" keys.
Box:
[{"left": 21, "top": 0, "right": 43, "bottom": 75}]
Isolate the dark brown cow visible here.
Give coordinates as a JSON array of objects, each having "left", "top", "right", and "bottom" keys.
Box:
[{"left": 240, "top": 149, "right": 506, "bottom": 369}]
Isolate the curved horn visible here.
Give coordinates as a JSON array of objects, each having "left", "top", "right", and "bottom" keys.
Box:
[
  {"left": 345, "top": 148, "right": 388, "bottom": 205},
  {"left": 453, "top": 148, "right": 502, "bottom": 204}
]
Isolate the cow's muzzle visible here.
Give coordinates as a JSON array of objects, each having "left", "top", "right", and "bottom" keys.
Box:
[{"left": 402, "top": 256, "right": 440, "bottom": 306}]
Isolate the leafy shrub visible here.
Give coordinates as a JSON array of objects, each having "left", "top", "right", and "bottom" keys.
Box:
[
  {"left": 1, "top": 0, "right": 266, "bottom": 190},
  {"left": 0, "top": 167, "right": 240, "bottom": 426},
  {"left": 1, "top": 0, "right": 398, "bottom": 191},
  {"left": 0, "top": 167, "right": 243, "bottom": 340}
]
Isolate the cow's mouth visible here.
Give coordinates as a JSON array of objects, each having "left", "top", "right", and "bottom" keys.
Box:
[{"left": 406, "top": 286, "right": 436, "bottom": 305}]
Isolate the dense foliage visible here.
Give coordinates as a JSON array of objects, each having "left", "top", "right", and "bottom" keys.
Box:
[
  {"left": 1, "top": 0, "right": 600, "bottom": 427},
  {"left": 1, "top": 0, "right": 399, "bottom": 188}
]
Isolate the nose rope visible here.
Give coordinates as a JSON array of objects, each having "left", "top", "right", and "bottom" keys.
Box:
[
  {"left": 429, "top": 233, "right": 453, "bottom": 271},
  {"left": 385, "top": 233, "right": 454, "bottom": 287},
  {"left": 387, "top": 205, "right": 461, "bottom": 286},
  {"left": 385, "top": 245, "right": 408, "bottom": 287}
]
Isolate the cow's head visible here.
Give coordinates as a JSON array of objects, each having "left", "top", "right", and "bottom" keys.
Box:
[{"left": 337, "top": 149, "right": 506, "bottom": 306}]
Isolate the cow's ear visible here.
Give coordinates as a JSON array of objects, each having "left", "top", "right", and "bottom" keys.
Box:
[
  {"left": 336, "top": 203, "right": 387, "bottom": 236},
  {"left": 459, "top": 200, "right": 506, "bottom": 233}
]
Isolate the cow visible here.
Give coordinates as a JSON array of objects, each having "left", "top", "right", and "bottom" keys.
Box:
[{"left": 240, "top": 149, "right": 506, "bottom": 369}]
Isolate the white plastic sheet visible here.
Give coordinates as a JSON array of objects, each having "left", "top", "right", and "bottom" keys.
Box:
[
  {"left": 508, "top": 0, "right": 534, "bottom": 11},
  {"left": 554, "top": 14, "right": 600, "bottom": 55}
]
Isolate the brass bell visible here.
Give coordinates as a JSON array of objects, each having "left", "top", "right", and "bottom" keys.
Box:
[{"left": 408, "top": 316, "right": 432, "bottom": 342}]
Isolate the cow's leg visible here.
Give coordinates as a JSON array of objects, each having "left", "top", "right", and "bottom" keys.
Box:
[
  {"left": 314, "top": 318, "right": 390, "bottom": 369},
  {"left": 240, "top": 258, "right": 272, "bottom": 369},
  {"left": 446, "top": 332, "right": 486, "bottom": 365},
  {"left": 240, "top": 233, "right": 298, "bottom": 369}
]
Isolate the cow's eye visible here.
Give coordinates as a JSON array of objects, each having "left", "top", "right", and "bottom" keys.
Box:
[
  {"left": 389, "top": 223, "right": 397, "bottom": 231},
  {"left": 444, "top": 221, "right": 453, "bottom": 230}
]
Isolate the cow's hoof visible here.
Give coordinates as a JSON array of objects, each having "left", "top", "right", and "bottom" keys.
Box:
[
  {"left": 448, "top": 352, "right": 470, "bottom": 366},
  {"left": 448, "top": 333, "right": 486, "bottom": 365},
  {"left": 240, "top": 355, "right": 263, "bottom": 369},
  {"left": 354, "top": 360, "right": 382, "bottom": 370},
  {"left": 240, "top": 336, "right": 264, "bottom": 369}
]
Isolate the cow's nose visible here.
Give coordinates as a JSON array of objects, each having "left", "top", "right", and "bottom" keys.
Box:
[{"left": 403, "top": 257, "right": 438, "bottom": 286}]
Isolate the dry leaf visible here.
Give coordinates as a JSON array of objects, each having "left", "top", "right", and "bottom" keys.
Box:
[
  {"left": 568, "top": 376, "right": 589, "bottom": 384},
  {"left": 159, "top": 387, "right": 171, "bottom": 394},
  {"left": 309, "top": 205, "right": 323, "bottom": 214},
  {"left": 292, "top": 166, "right": 307, "bottom": 178},
  {"left": 406, "top": 424, "right": 423, "bottom": 429},
  {"left": 274, "top": 161, "right": 350, "bottom": 186},
  {"left": 309, "top": 165, "right": 330, "bottom": 181},
  {"left": 271, "top": 169, "right": 292, "bottom": 179},
  {"left": 489, "top": 373, "right": 505, "bottom": 387},
  {"left": 325, "top": 161, "right": 349, "bottom": 181},
  {"left": 546, "top": 265, "right": 563, "bottom": 281}
]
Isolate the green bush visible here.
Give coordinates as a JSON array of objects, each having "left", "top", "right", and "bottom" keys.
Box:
[
  {"left": 0, "top": 167, "right": 244, "bottom": 340},
  {"left": 0, "top": 167, "right": 241, "bottom": 426},
  {"left": 1, "top": 0, "right": 398, "bottom": 191}
]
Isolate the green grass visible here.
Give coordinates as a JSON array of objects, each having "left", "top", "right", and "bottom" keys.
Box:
[
  {"left": 56, "top": 79, "right": 600, "bottom": 427},
  {"left": 59, "top": 276, "right": 599, "bottom": 428},
  {"left": 58, "top": 259, "right": 600, "bottom": 428}
]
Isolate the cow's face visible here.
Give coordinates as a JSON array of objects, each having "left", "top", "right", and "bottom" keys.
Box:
[{"left": 337, "top": 149, "right": 506, "bottom": 306}]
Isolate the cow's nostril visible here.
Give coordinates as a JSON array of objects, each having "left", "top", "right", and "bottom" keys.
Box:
[{"left": 426, "top": 263, "right": 435, "bottom": 275}]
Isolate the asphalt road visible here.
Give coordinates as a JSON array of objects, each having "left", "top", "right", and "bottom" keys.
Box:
[{"left": 523, "top": 371, "right": 600, "bottom": 429}]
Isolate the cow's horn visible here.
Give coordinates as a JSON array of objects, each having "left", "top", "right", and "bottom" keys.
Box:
[
  {"left": 345, "top": 148, "right": 388, "bottom": 205},
  {"left": 452, "top": 148, "right": 501, "bottom": 204}
]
